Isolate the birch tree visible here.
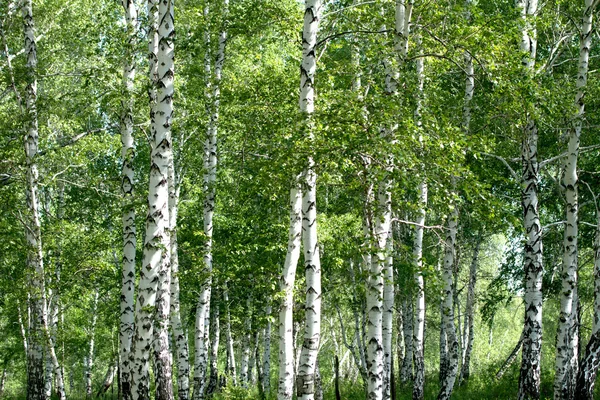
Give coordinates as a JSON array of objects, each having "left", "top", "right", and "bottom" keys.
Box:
[
  {"left": 130, "top": 0, "right": 174, "bottom": 396},
  {"left": 119, "top": 0, "right": 137, "bottom": 398},
  {"left": 296, "top": 2, "right": 323, "bottom": 399},
  {"left": 554, "top": 1, "right": 595, "bottom": 399},
  {"left": 193, "top": 3, "right": 228, "bottom": 397},
  {"left": 516, "top": 1, "right": 543, "bottom": 399}
]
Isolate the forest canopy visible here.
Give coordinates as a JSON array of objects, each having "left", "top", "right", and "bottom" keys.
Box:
[{"left": 1, "top": 0, "right": 600, "bottom": 399}]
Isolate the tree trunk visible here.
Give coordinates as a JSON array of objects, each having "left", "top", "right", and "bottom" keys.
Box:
[
  {"left": 278, "top": 186, "right": 303, "bottom": 400},
  {"left": 412, "top": 32, "right": 427, "bottom": 399},
  {"left": 119, "top": 0, "right": 137, "bottom": 399},
  {"left": 169, "top": 155, "right": 189, "bottom": 400},
  {"left": 86, "top": 289, "right": 99, "bottom": 399},
  {"left": 130, "top": 0, "right": 173, "bottom": 397},
  {"left": 459, "top": 240, "right": 480, "bottom": 383},
  {"left": 438, "top": 205, "right": 459, "bottom": 400},
  {"left": 193, "top": 4, "right": 228, "bottom": 398},
  {"left": 21, "top": 1, "right": 47, "bottom": 398},
  {"left": 401, "top": 297, "right": 413, "bottom": 384},
  {"left": 555, "top": 2, "right": 593, "bottom": 399},
  {"left": 496, "top": 333, "right": 524, "bottom": 380},
  {"left": 207, "top": 289, "right": 220, "bottom": 395},
  {"left": 382, "top": 232, "right": 394, "bottom": 400},
  {"left": 240, "top": 298, "right": 252, "bottom": 387},
  {"left": 223, "top": 283, "right": 237, "bottom": 385},
  {"left": 516, "top": 1, "right": 543, "bottom": 399},
  {"left": 263, "top": 303, "right": 272, "bottom": 393},
  {"left": 296, "top": 3, "right": 323, "bottom": 400}
]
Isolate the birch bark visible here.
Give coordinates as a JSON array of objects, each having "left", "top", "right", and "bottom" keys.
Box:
[
  {"left": 516, "top": 2, "right": 543, "bottom": 399},
  {"left": 412, "top": 32, "right": 427, "bottom": 400},
  {"left": 296, "top": 3, "right": 323, "bottom": 400},
  {"left": 130, "top": 0, "right": 173, "bottom": 397},
  {"left": 459, "top": 240, "right": 480, "bottom": 383},
  {"left": 263, "top": 303, "right": 272, "bottom": 393},
  {"left": 21, "top": 1, "right": 46, "bottom": 398},
  {"left": 438, "top": 202, "right": 459, "bottom": 400},
  {"left": 169, "top": 158, "right": 189, "bottom": 400},
  {"left": 223, "top": 283, "right": 237, "bottom": 384},
  {"left": 575, "top": 213, "right": 600, "bottom": 399},
  {"left": 554, "top": 2, "right": 593, "bottom": 399},
  {"left": 119, "top": 0, "right": 137, "bottom": 398},
  {"left": 86, "top": 289, "right": 99, "bottom": 399},
  {"left": 194, "top": 4, "right": 228, "bottom": 397},
  {"left": 572, "top": 5, "right": 597, "bottom": 397}
]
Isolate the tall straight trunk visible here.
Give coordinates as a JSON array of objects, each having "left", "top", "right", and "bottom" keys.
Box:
[
  {"left": 86, "top": 289, "right": 99, "bottom": 398},
  {"left": 573, "top": 8, "right": 598, "bottom": 394},
  {"left": 412, "top": 31, "right": 427, "bottom": 400},
  {"left": 438, "top": 205, "right": 459, "bottom": 400},
  {"left": 153, "top": 6, "right": 176, "bottom": 398},
  {"left": 296, "top": 3, "right": 323, "bottom": 400},
  {"left": 240, "top": 297, "right": 252, "bottom": 386},
  {"left": 576, "top": 216, "right": 600, "bottom": 399},
  {"left": 516, "top": 2, "right": 542, "bottom": 399},
  {"left": 0, "top": 363, "right": 7, "bottom": 397},
  {"left": 207, "top": 289, "right": 220, "bottom": 395},
  {"left": 459, "top": 240, "right": 480, "bottom": 383},
  {"left": 278, "top": 186, "right": 302, "bottom": 400},
  {"left": 169, "top": 158, "right": 189, "bottom": 400},
  {"left": 249, "top": 330, "right": 259, "bottom": 386},
  {"left": 21, "top": 1, "right": 46, "bottom": 398},
  {"left": 263, "top": 303, "right": 272, "bottom": 393},
  {"left": 119, "top": 0, "right": 137, "bottom": 399},
  {"left": 130, "top": 0, "right": 173, "bottom": 397},
  {"left": 44, "top": 291, "right": 54, "bottom": 399},
  {"left": 395, "top": 297, "right": 404, "bottom": 383},
  {"left": 194, "top": 5, "right": 228, "bottom": 399},
  {"left": 382, "top": 232, "right": 394, "bottom": 399},
  {"left": 223, "top": 283, "right": 237, "bottom": 384},
  {"left": 555, "top": 2, "right": 593, "bottom": 400},
  {"left": 401, "top": 297, "right": 413, "bottom": 384},
  {"left": 439, "top": 296, "right": 448, "bottom": 384}
]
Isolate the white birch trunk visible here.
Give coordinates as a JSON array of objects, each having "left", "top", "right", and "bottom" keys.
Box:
[
  {"left": 516, "top": 2, "right": 543, "bottom": 399},
  {"left": 575, "top": 214, "right": 600, "bottom": 399},
  {"left": 412, "top": 31, "right": 427, "bottom": 400},
  {"left": 263, "top": 303, "right": 272, "bottom": 393},
  {"left": 572, "top": 2, "right": 596, "bottom": 398},
  {"left": 249, "top": 330, "right": 259, "bottom": 386},
  {"left": 278, "top": 186, "right": 303, "bottom": 400},
  {"left": 21, "top": 1, "right": 46, "bottom": 397},
  {"left": 169, "top": 162, "right": 189, "bottom": 400},
  {"left": 207, "top": 290, "right": 220, "bottom": 395},
  {"left": 382, "top": 232, "right": 394, "bottom": 400},
  {"left": 86, "top": 289, "right": 99, "bottom": 398},
  {"left": 223, "top": 283, "right": 237, "bottom": 384},
  {"left": 152, "top": 0, "right": 175, "bottom": 400},
  {"left": 438, "top": 206, "right": 459, "bottom": 400},
  {"left": 554, "top": 0, "right": 592, "bottom": 398},
  {"left": 130, "top": 0, "right": 173, "bottom": 397},
  {"left": 296, "top": 3, "right": 323, "bottom": 400},
  {"left": 194, "top": 4, "right": 228, "bottom": 397},
  {"left": 119, "top": 0, "right": 137, "bottom": 398},
  {"left": 459, "top": 240, "right": 480, "bottom": 383},
  {"left": 240, "top": 300, "right": 252, "bottom": 387}
]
